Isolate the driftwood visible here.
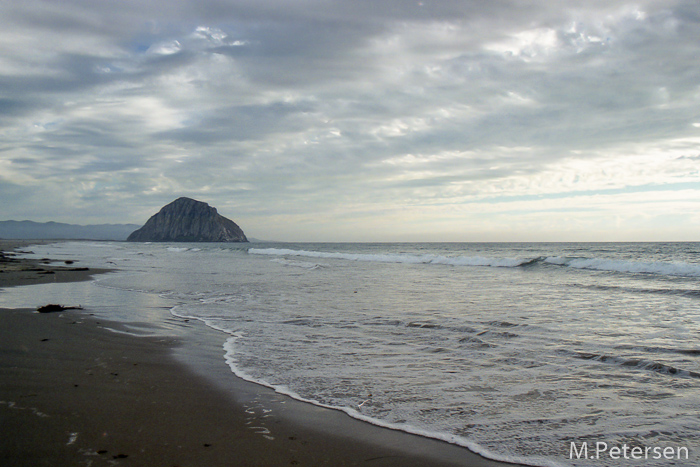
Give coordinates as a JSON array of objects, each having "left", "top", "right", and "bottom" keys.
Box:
[{"left": 37, "top": 304, "right": 83, "bottom": 313}]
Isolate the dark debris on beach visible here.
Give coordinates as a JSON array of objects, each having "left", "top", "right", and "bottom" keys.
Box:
[{"left": 37, "top": 304, "right": 84, "bottom": 313}]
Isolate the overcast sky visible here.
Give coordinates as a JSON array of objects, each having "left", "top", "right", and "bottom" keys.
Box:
[{"left": 1, "top": 0, "right": 699, "bottom": 241}]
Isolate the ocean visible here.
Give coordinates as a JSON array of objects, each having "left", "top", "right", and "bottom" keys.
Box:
[{"left": 2, "top": 241, "right": 699, "bottom": 466}]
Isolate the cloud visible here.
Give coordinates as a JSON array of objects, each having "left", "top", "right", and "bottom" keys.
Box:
[{"left": 1, "top": 0, "right": 700, "bottom": 240}]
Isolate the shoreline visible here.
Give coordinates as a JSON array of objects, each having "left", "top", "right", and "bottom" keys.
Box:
[
  {"left": 0, "top": 240, "right": 531, "bottom": 466},
  {"left": 0, "top": 240, "right": 111, "bottom": 288}
]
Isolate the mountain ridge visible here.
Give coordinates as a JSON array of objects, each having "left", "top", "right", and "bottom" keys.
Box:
[{"left": 0, "top": 220, "right": 141, "bottom": 241}]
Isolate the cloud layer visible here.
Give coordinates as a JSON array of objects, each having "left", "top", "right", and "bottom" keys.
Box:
[{"left": 2, "top": 0, "right": 699, "bottom": 240}]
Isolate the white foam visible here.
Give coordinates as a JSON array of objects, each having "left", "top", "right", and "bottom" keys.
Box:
[
  {"left": 250, "top": 248, "right": 532, "bottom": 268},
  {"left": 220, "top": 336, "right": 556, "bottom": 467}
]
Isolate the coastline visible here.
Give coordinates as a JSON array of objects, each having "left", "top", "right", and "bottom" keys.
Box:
[
  {"left": 0, "top": 240, "right": 111, "bottom": 287},
  {"left": 0, "top": 241, "right": 530, "bottom": 467}
]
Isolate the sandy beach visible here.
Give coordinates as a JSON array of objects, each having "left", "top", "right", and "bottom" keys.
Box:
[
  {"left": 0, "top": 241, "right": 528, "bottom": 467},
  {"left": 0, "top": 240, "right": 111, "bottom": 287}
]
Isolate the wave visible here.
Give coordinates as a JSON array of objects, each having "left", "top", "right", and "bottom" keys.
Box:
[
  {"left": 614, "top": 344, "right": 700, "bottom": 357},
  {"left": 218, "top": 335, "right": 553, "bottom": 467},
  {"left": 249, "top": 248, "right": 536, "bottom": 268},
  {"left": 250, "top": 247, "right": 700, "bottom": 279},
  {"left": 166, "top": 246, "right": 202, "bottom": 253},
  {"left": 269, "top": 258, "right": 326, "bottom": 270},
  {"left": 570, "top": 351, "right": 700, "bottom": 379},
  {"left": 545, "top": 256, "right": 700, "bottom": 277},
  {"left": 577, "top": 283, "right": 700, "bottom": 299}
]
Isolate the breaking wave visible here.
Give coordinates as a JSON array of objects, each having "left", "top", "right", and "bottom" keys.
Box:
[
  {"left": 249, "top": 248, "right": 700, "bottom": 278},
  {"left": 249, "top": 248, "right": 537, "bottom": 268}
]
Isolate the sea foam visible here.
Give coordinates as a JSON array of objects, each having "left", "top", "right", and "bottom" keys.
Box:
[{"left": 249, "top": 248, "right": 533, "bottom": 268}]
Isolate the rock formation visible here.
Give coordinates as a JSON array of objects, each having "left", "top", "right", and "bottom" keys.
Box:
[{"left": 127, "top": 197, "right": 248, "bottom": 242}]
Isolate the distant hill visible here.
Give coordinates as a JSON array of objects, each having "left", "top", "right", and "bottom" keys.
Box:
[{"left": 0, "top": 220, "right": 142, "bottom": 241}]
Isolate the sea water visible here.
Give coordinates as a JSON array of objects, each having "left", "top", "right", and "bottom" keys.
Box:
[{"left": 2, "top": 241, "right": 699, "bottom": 466}]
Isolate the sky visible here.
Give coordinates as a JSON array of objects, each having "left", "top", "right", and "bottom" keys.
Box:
[{"left": 1, "top": 0, "right": 700, "bottom": 242}]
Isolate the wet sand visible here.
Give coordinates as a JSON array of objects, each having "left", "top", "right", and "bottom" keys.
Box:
[
  {"left": 0, "top": 240, "right": 110, "bottom": 287},
  {"left": 0, "top": 241, "right": 529, "bottom": 466}
]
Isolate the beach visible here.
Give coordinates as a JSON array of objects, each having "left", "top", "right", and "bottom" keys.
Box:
[
  {"left": 0, "top": 240, "right": 111, "bottom": 287},
  {"left": 0, "top": 241, "right": 523, "bottom": 467}
]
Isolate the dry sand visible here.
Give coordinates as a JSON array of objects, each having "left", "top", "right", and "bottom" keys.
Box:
[{"left": 0, "top": 241, "right": 528, "bottom": 467}]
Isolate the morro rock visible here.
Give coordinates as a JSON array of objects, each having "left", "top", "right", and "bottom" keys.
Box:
[{"left": 127, "top": 197, "right": 248, "bottom": 242}]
